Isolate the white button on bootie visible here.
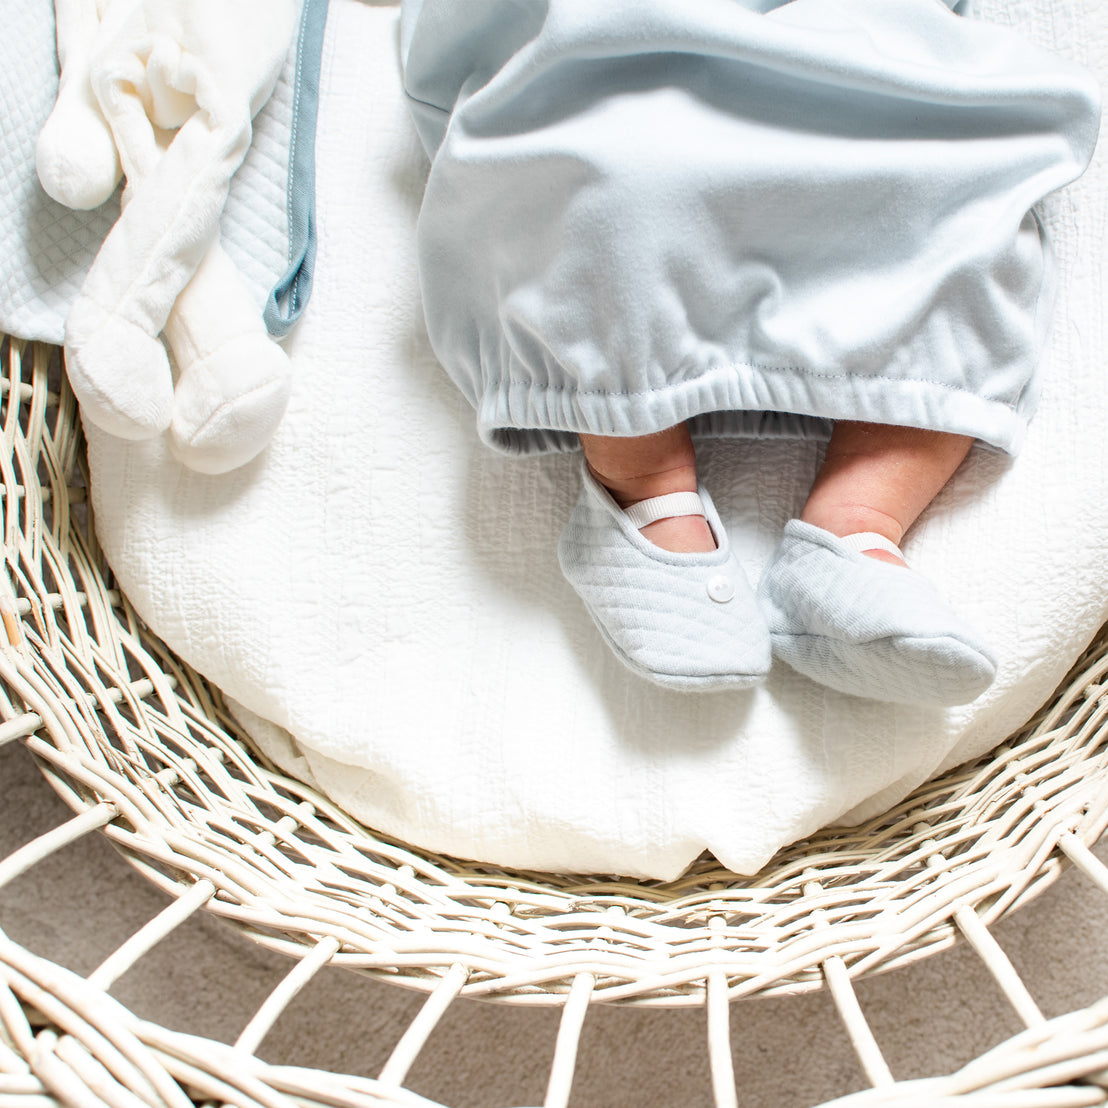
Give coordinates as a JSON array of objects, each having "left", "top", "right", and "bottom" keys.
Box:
[
  {"left": 758, "top": 520, "right": 996, "bottom": 705},
  {"left": 558, "top": 463, "right": 770, "bottom": 692}
]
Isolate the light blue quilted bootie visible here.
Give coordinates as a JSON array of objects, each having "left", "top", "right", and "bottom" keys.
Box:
[
  {"left": 558, "top": 464, "right": 770, "bottom": 692},
  {"left": 758, "top": 520, "right": 996, "bottom": 705}
]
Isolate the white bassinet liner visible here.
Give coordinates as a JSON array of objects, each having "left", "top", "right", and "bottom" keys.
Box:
[{"left": 68, "top": 0, "right": 1108, "bottom": 881}]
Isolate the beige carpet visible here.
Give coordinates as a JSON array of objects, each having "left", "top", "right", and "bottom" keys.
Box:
[{"left": 3, "top": 735, "right": 1106, "bottom": 1108}]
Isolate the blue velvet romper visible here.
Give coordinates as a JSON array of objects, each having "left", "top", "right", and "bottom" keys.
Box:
[{"left": 400, "top": 0, "right": 1100, "bottom": 456}]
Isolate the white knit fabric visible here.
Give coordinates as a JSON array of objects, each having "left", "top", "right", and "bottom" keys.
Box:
[{"left": 80, "top": 0, "right": 1108, "bottom": 879}]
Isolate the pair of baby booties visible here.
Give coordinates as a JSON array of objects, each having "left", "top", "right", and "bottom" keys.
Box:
[{"left": 558, "top": 464, "right": 996, "bottom": 704}]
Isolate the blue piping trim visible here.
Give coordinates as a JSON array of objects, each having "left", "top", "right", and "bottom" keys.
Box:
[{"left": 264, "top": 0, "right": 328, "bottom": 338}]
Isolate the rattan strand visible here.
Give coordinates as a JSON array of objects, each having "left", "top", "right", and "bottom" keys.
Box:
[
  {"left": 1, "top": 332, "right": 1108, "bottom": 1105},
  {"left": 3, "top": 900, "right": 1108, "bottom": 1108}
]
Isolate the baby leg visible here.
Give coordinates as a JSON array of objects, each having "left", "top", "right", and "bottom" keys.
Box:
[
  {"left": 800, "top": 421, "right": 973, "bottom": 562},
  {"left": 759, "top": 422, "right": 996, "bottom": 705},
  {"left": 579, "top": 425, "right": 715, "bottom": 553}
]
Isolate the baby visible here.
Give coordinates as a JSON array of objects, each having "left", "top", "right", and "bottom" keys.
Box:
[{"left": 400, "top": 0, "right": 1101, "bottom": 701}]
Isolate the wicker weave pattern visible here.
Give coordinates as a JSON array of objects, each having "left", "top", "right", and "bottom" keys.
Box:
[
  {"left": 3, "top": 334, "right": 1108, "bottom": 1105},
  {"left": 2, "top": 333, "right": 1108, "bottom": 1002},
  {"left": 0, "top": 928, "right": 447, "bottom": 1108},
  {"left": 1, "top": 910, "right": 1107, "bottom": 1108}
]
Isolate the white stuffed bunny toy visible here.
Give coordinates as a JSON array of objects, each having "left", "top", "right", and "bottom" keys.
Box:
[{"left": 36, "top": 0, "right": 298, "bottom": 475}]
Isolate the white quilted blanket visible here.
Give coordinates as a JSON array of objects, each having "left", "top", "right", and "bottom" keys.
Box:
[{"left": 79, "top": 0, "right": 1108, "bottom": 879}]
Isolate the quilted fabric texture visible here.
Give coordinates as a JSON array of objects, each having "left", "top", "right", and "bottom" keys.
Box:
[
  {"left": 0, "top": 0, "right": 117, "bottom": 344},
  {"left": 0, "top": 0, "right": 297, "bottom": 345},
  {"left": 759, "top": 520, "right": 997, "bottom": 705},
  {"left": 558, "top": 466, "right": 770, "bottom": 691},
  {"left": 76, "top": 0, "right": 1108, "bottom": 879}
]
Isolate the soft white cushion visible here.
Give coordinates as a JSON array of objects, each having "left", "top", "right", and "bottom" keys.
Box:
[{"left": 86, "top": 0, "right": 1107, "bottom": 881}]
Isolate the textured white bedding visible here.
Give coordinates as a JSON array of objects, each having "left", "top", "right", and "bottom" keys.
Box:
[{"left": 67, "top": 0, "right": 1108, "bottom": 879}]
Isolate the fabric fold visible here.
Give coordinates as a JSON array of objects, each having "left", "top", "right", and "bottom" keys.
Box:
[{"left": 403, "top": 0, "right": 1100, "bottom": 456}]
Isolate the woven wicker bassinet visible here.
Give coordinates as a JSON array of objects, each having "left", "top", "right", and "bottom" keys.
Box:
[{"left": 3, "top": 333, "right": 1108, "bottom": 1107}]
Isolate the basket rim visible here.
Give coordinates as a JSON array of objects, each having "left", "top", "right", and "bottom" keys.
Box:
[{"left": 4, "top": 334, "right": 1108, "bottom": 1005}]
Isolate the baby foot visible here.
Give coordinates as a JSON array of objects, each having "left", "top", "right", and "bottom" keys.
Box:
[
  {"left": 559, "top": 463, "right": 770, "bottom": 691},
  {"left": 758, "top": 520, "right": 996, "bottom": 705}
]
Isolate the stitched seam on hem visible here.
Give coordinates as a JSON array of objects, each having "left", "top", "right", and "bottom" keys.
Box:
[{"left": 486, "top": 358, "right": 1021, "bottom": 412}]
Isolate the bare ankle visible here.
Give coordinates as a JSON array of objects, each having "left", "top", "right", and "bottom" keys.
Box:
[
  {"left": 800, "top": 501, "right": 905, "bottom": 545},
  {"left": 800, "top": 503, "right": 908, "bottom": 566},
  {"left": 579, "top": 427, "right": 716, "bottom": 554},
  {"left": 586, "top": 460, "right": 699, "bottom": 508},
  {"left": 580, "top": 426, "right": 699, "bottom": 507},
  {"left": 799, "top": 422, "right": 972, "bottom": 565}
]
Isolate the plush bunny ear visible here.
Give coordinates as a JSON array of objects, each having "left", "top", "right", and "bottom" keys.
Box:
[{"left": 35, "top": 0, "right": 122, "bottom": 210}]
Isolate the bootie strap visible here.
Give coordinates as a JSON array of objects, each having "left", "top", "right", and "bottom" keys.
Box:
[
  {"left": 622, "top": 491, "right": 706, "bottom": 530},
  {"left": 838, "top": 531, "right": 904, "bottom": 559}
]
